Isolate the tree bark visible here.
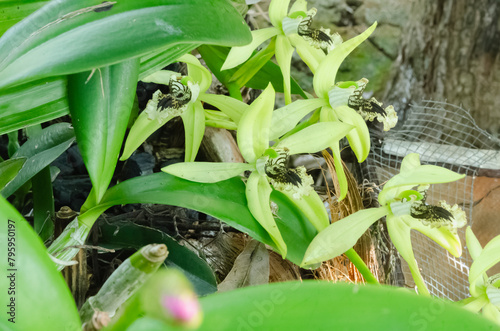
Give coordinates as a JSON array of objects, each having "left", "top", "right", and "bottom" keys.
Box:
[{"left": 384, "top": 0, "right": 500, "bottom": 137}]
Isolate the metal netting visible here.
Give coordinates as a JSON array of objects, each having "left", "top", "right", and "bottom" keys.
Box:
[{"left": 361, "top": 100, "right": 500, "bottom": 300}]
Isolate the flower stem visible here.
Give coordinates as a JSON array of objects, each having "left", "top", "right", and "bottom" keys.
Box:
[
  {"left": 345, "top": 248, "right": 379, "bottom": 285},
  {"left": 227, "top": 83, "right": 243, "bottom": 101}
]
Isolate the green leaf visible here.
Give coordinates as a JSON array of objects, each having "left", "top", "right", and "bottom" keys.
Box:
[
  {"left": 162, "top": 162, "right": 254, "bottom": 183},
  {"left": 302, "top": 207, "right": 389, "bottom": 267},
  {"left": 0, "top": 0, "right": 252, "bottom": 89},
  {"left": 78, "top": 172, "right": 317, "bottom": 266},
  {"left": 31, "top": 166, "right": 54, "bottom": 242},
  {"left": 68, "top": 59, "right": 139, "bottom": 203},
  {"left": 186, "top": 282, "right": 499, "bottom": 331},
  {"left": 1, "top": 123, "right": 75, "bottom": 198},
  {"left": 93, "top": 220, "right": 217, "bottom": 296},
  {"left": 0, "top": 196, "right": 81, "bottom": 331},
  {"left": 0, "top": 157, "right": 26, "bottom": 189},
  {"left": 0, "top": 1, "right": 48, "bottom": 36}
]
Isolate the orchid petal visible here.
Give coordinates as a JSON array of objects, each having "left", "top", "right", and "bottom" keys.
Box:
[
  {"left": 313, "top": 22, "right": 377, "bottom": 98},
  {"left": 405, "top": 215, "right": 462, "bottom": 257},
  {"left": 246, "top": 172, "right": 287, "bottom": 257},
  {"left": 277, "top": 122, "right": 353, "bottom": 155},
  {"left": 459, "top": 295, "right": 489, "bottom": 313},
  {"left": 162, "top": 162, "right": 253, "bottom": 183},
  {"left": 335, "top": 105, "right": 370, "bottom": 162},
  {"left": 269, "top": 98, "right": 327, "bottom": 140},
  {"left": 289, "top": 0, "right": 307, "bottom": 14},
  {"left": 180, "top": 102, "right": 205, "bottom": 162},
  {"left": 288, "top": 34, "right": 326, "bottom": 73},
  {"left": 301, "top": 206, "right": 390, "bottom": 267},
  {"left": 120, "top": 110, "right": 174, "bottom": 161},
  {"left": 199, "top": 93, "right": 248, "bottom": 124},
  {"left": 141, "top": 70, "right": 180, "bottom": 85},
  {"left": 387, "top": 215, "right": 430, "bottom": 296},
  {"left": 204, "top": 109, "right": 238, "bottom": 130},
  {"left": 469, "top": 234, "right": 500, "bottom": 297},
  {"left": 222, "top": 28, "right": 280, "bottom": 71},
  {"left": 482, "top": 303, "right": 500, "bottom": 325},
  {"left": 269, "top": 0, "right": 290, "bottom": 28},
  {"left": 330, "top": 143, "right": 348, "bottom": 201},
  {"left": 466, "top": 226, "right": 483, "bottom": 260},
  {"left": 178, "top": 53, "right": 212, "bottom": 92},
  {"left": 237, "top": 84, "right": 275, "bottom": 163},
  {"left": 281, "top": 189, "right": 329, "bottom": 232},
  {"left": 275, "top": 34, "right": 295, "bottom": 104}
]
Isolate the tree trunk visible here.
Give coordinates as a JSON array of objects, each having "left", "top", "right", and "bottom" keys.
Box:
[{"left": 384, "top": 0, "right": 500, "bottom": 138}]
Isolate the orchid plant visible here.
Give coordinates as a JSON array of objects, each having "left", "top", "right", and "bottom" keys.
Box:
[
  {"left": 302, "top": 153, "right": 467, "bottom": 295},
  {"left": 460, "top": 227, "right": 500, "bottom": 324}
]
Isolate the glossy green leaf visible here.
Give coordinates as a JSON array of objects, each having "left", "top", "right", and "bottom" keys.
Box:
[
  {"left": 68, "top": 59, "right": 139, "bottom": 203},
  {"left": 302, "top": 206, "right": 389, "bottom": 267},
  {"left": 93, "top": 221, "right": 217, "bottom": 296},
  {"left": 0, "top": 1, "right": 48, "bottom": 36},
  {"left": 0, "top": 196, "right": 80, "bottom": 331},
  {"left": 1, "top": 123, "right": 75, "bottom": 198},
  {"left": 31, "top": 166, "right": 54, "bottom": 242},
  {"left": 78, "top": 172, "right": 317, "bottom": 265},
  {"left": 124, "top": 282, "right": 500, "bottom": 331},
  {"left": 0, "top": 158, "right": 26, "bottom": 189},
  {"left": 0, "top": 0, "right": 252, "bottom": 89}
]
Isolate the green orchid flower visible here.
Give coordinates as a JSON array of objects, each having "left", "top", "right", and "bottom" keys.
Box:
[
  {"left": 221, "top": 0, "right": 343, "bottom": 104},
  {"left": 162, "top": 84, "right": 353, "bottom": 258},
  {"left": 302, "top": 153, "right": 467, "bottom": 295},
  {"left": 120, "top": 53, "right": 249, "bottom": 162},
  {"left": 459, "top": 227, "right": 500, "bottom": 325},
  {"left": 267, "top": 22, "right": 396, "bottom": 200}
]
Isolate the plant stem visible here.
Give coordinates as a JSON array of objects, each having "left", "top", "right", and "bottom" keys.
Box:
[
  {"left": 227, "top": 83, "right": 243, "bottom": 101},
  {"left": 345, "top": 248, "right": 379, "bottom": 285}
]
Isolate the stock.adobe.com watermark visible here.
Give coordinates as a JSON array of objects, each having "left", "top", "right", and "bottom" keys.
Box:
[{"left": 6, "top": 219, "right": 17, "bottom": 324}]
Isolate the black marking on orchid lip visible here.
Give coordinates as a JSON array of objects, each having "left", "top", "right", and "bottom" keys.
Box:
[
  {"left": 297, "top": 13, "right": 333, "bottom": 54},
  {"left": 411, "top": 204, "right": 454, "bottom": 222},
  {"left": 348, "top": 97, "right": 387, "bottom": 118},
  {"left": 265, "top": 151, "right": 303, "bottom": 186},
  {"left": 368, "top": 101, "right": 387, "bottom": 117},
  {"left": 157, "top": 80, "right": 191, "bottom": 112}
]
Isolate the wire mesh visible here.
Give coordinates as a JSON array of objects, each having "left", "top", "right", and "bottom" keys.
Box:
[{"left": 361, "top": 100, "right": 500, "bottom": 300}]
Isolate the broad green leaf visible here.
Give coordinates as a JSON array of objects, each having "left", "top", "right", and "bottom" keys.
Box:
[
  {"left": 93, "top": 220, "right": 217, "bottom": 296},
  {"left": 125, "top": 282, "right": 500, "bottom": 331},
  {"left": 0, "top": 0, "right": 251, "bottom": 89},
  {"left": 277, "top": 122, "right": 353, "bottom": 155},
  {"left": 0, "top": 196, "right": 80, "bottom": 331},
  {"left": 221, "top": 28, "right": 279, "bottom": 70},
  {"left": 302, "top": 206, "right": 389, "bottom": 267},
  {"left": 162, "top": 162, "right": 254, "bottom": 183},
  {"left": 0, "top": 46, "right": 197, "bottom": 136},
  {"left": 1, "top": 123, "right": 75, "bottom": 198},
  {"left": 269, "top": 98, "right": 327, "bottom": 141},
  {"left": 0, "top": 158, "right": 26, "bottom": 189},
  {"left": 237, "top": 84, "right": 275, "bottom": 163},
  {"left": 77, "top": 172, "right": 317, "bottom": 266},
  {"left": 68, "top": 59, "right": 139, "bottom": 203},
  {"left": 0, "top": 1, "right": 48, "bottom": 36},
  {"left": 313, "top": 22, "right": 377, "bottom": 98},
  {"left": 0, "top": 77, "right": 68, "bottom": 135},
  {"left": 246, "top": 172, "right": 287, "bottom": 257}
]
